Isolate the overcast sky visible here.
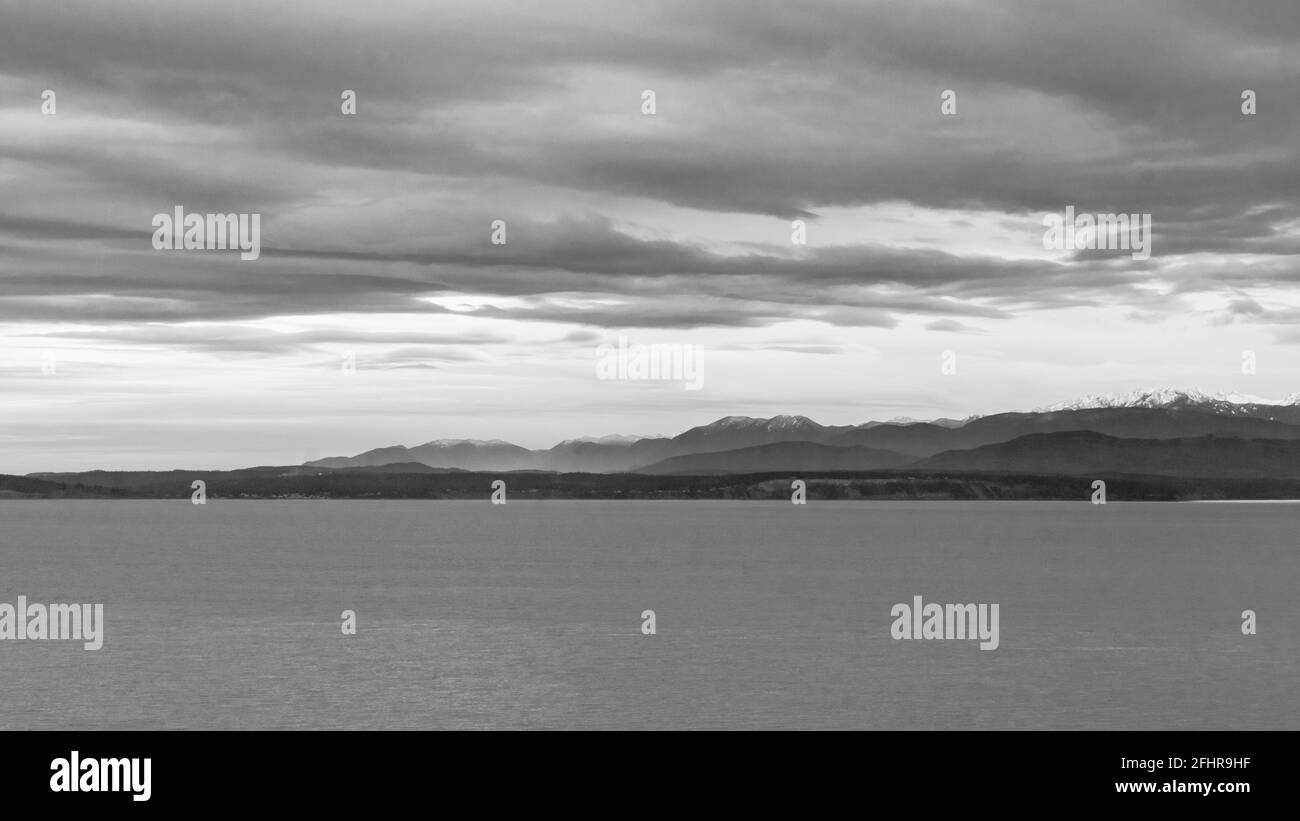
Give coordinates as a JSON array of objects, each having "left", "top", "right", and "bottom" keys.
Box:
[{"left": 1, "top": 0, "right": 1299, "bottom": 472}]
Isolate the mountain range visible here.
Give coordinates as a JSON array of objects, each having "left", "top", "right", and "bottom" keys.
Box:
[{"left": 302, "top": 389, "right": 1300, "bottom": 479}]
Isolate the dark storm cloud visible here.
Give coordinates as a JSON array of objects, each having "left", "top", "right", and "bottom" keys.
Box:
[
  {"left": 1, "top": 0, "right": 1296, "bottom": 332},
  {"left": 0, "top": 209, "right": 1198, "bottom": 329},
  {"left": 27, "top": 324, "right": 514, "bottom": 357}
]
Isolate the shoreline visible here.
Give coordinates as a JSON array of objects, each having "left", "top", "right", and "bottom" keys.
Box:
[{"left": 6, "top": 467, "right": 1300, "bottom": 503}]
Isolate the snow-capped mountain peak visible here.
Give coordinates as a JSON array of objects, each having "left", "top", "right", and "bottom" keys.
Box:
[
  {"left": 707, "top": 414, "right": 823, "bottom": 431},
  {"left": 1035, "top": 388, "right": 1300, "bottom": 413}
]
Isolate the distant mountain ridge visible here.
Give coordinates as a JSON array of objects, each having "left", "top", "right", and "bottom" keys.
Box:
[
  {"left": 913, "top": 431, "right": 1300, "bottom": 478},
  {"left": 309, "top": 440, "right": 536, "bottom": 471},
  {"left": 1033, "top": 388, "right": 1300, "bottom": 420},
  {"left": 638, "top": 441, "right": 913, "bottom": 475},
  {"left": 302, "top": 388, "right": 1300, "bottom": 478}
]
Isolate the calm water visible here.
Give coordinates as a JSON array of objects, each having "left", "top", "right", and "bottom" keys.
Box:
[{"left": 0, "top": 500, "right": 1295, "bottom": 730}]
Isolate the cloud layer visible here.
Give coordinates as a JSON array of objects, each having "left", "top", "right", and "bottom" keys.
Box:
[{"left": 1, "top": 0, "right": 1298, "bottom": 470}]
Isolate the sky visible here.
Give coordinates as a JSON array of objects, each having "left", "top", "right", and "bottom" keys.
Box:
[{"left": 1, "top": 0, "right": 1298, "bottom": 472}]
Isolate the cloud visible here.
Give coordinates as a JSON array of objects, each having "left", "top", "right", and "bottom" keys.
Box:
[
  {"left": 2, "top": 1, "right": 1296, "bottom": 334},
  {"left": 2, "top": 0, "right": 1299, "bottom": 470},
  {"left": 924, "top": 319, "right": 987, "bottom": 334}
]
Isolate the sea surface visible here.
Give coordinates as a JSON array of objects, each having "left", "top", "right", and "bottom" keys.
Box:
[{"left": 0, "top": 500, "right": 1295, "bottom": 730}]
